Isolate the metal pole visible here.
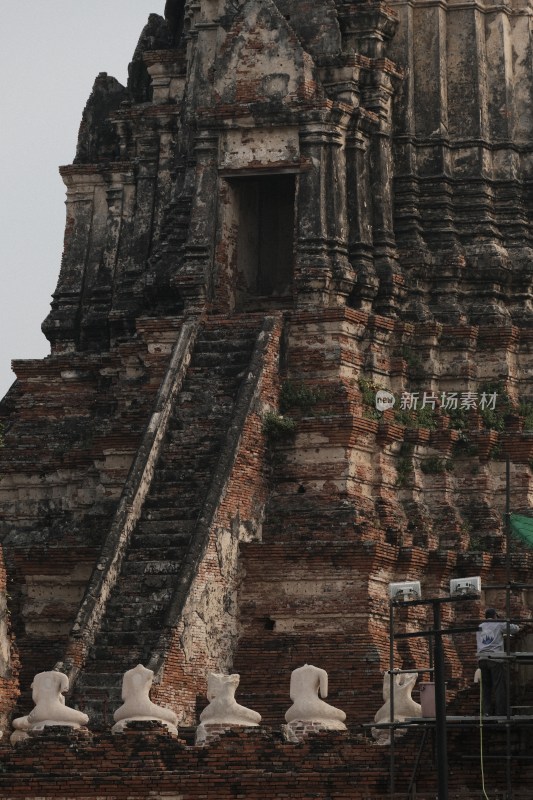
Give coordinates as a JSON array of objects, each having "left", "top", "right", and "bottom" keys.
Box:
[
  {"left": 389, "top": 602, "right": 395, "bottom": 800},
  {"left": 505, "top": 455, "right": 512, "bottom": 798},
  {"left": 433, "top": 601, "right": 448, "bottom": 800},
  {"left": 505, "top": 455, "right": 511, "bottom": 585}
]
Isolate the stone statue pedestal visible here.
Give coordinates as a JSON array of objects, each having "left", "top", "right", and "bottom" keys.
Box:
[
  {"left": 121, "top": 720, "right": 179, "bottom": 736},
  {"left": 196, "top": 722, "right": 261, "bottom": 745},
  {"left": 282, "top": 720, "right": 348, "bottom": 743},
  {"left": 30, "top": 724, "right": 91, "bottom": 739}
]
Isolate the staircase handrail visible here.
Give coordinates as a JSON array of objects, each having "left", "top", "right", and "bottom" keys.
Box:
[
  {"left": 147, "top": 313, "right": 280, "bottom": 678},
  {"left": 56, "top": 316, "right": 200, "bottom": 686}
]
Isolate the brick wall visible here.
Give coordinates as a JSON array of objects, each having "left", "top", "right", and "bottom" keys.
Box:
[
  {"left": 150, "top": 315, "right": 283, "bottom": 723},
  {"left": 0, "top": 544, "right": 19, "bottom": 730},
  {"left": 233, "top": 308, "right": 533, "bottom": 727},
  {"left": 0, "top": 319, "right": 182, "bottom": 716},
  {"left": 1, "top": 724, "right": 532, "bottom": 799}
]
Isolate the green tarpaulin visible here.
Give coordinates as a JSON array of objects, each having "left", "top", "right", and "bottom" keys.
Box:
[{"left": 510, "top": 513, "right": 533, "bottom": 547}]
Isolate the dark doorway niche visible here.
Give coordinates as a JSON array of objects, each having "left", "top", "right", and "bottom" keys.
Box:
[{"left": 229, "top": 173, "right": 295, "bottom": 310}]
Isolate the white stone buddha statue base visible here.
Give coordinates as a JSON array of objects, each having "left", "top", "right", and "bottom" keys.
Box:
[
  {"left": 284, "top": 664, "right": 347, "bottom": 731},
  {"left": 372, "top": 671, "right": 421, "bottom": 744},
  {"left": 10, "top": 671, "right": 88, "bottom": 744},
  {"left": 195, "top": 673, "right": 261, "bottom": 744},
  {"left": 111, "top": 664, "right": 179, "bottom": 734}
]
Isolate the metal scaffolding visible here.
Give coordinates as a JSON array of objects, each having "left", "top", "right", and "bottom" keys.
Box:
[
  {"left": 373, "top": 459, "right": 533, "bottom": 800},
  {"left": 382, "top": 590, "right": 533, "bottom": 800}
]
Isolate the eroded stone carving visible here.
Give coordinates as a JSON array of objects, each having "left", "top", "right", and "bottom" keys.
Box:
[
  {"left": 199, "top": 672, "right": 261, "bottom": 727},
  {"left": 112, "top": 664, "right": 179, "bottom": 734},
  {"left": 196, "top": 672, "right": 261, "bottom": 743},
  {"left": 10, "top": 671, "right": 88, "bottom": 743},
  {"left": 284, "top": 664, "right": 347, "bottom": 730},
  {"left": 10, "top": 716, "right": 31, "bottom": 745},
  {"left": 372, "top": 671, "right": 421, "bottom": 744}
]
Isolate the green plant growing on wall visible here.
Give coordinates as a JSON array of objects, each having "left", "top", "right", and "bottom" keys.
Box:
[
  {"left": 452, "top": 432, "right": 479, "bottom": 458},
  {"left": 445, "top": 384, "right": 533, "bottom": 436},
  {"left": 400, "top": 346, "right": 424, "bottom": 374},
  {"left": 478, "top": 381, "right": 514, "bottom": 432},
  {"left": 420, "top": 457, "right": 453, "bottom": 475},
  {"left": 394, "top": 405, "right": 438, "bottom": 430},
  {"left": 447, "top": 406, "right": 469, "bottom": 431},
  {"left": 396, "top": 457, "right": 413, "bottom": 487},
  {"left": 489, "top": 441, "right": 503, "bottom": 460},
  {"left": 467, "top": 534, "right": 483, "bottom": 551},
  {"left": 262, "top": 411, "right": 297, "bottom": 442},
  {"left": 480, "top": 407, "right": 506, "bottom": 432},
  {"left": 396, "top": 443, "right": 414, "bottom": 487},
  {"left": 394, "top": 409, "right": 412, "bottom": 426},
  {"left": 280, "top": 381, "right": 328, "bottom": 415},
  {"left": 520, "top": 400, "right": 533, "bottom": 432},
  {"left": 358, "top": 377, "right": 382, "bottom": 420},
  {"left": 415, "top": 405, "right": 438, "bottom": 430}
]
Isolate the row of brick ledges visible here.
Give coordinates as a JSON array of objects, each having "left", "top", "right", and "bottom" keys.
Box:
[{"left": 66, "top": 315, "right": 266, "bottom": 727}]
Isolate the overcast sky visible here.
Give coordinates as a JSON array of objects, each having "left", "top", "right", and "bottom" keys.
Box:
[{"left": 0, "top": 1, "right": 165, "bottom": 398}]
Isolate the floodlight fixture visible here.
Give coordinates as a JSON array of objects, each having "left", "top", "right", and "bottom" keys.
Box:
[
  {"left": 388, "top": 581, "right": 421, "bottom": 602},
  {"left": 449, "top": 576, "right": 481, "bottom": 597}
]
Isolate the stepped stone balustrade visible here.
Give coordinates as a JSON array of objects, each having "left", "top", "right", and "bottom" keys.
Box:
[
  {"left": 112, "top": 664, "right": 179, "bottom": 734},
  {"left": 11, "top": 671, "right": 88, "bottom": 745},
  {"left": 56, "top": 318, "right": 199, "bottom": 693},
  {"left": 145, "top": 315, "right": 281, "bottom": 724},
  {"left": 62, "top": 315, "right": 279, "bottom": 727}
]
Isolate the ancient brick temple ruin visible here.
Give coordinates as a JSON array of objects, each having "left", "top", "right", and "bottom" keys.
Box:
[{"left": 1, "top": 0, "right": 533, "bottom": 797}]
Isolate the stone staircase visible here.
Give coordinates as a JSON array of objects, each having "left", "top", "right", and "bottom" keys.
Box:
[{"left": 71, "top": 317, "right": 261, "bottom": 726}]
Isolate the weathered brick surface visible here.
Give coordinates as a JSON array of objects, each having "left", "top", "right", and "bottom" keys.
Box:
[
  {"left": 146, "top": 314, "right": 282, "bottom": 723},
  {"left": 0, "top": 724, "right": 532, "bottom": 799},
  {"left": 233, "top": 308, "right": 533, "bottom": 729},
  {"left": 60, "top": 315, "right": 275, "bottom": 726},
  {"left": 0, "top": 546, "right": 19, "bottom": 731},
  {"left": 2, "top": 1, "right": 533, "bottom": 797},
  {"left": 0, "top": 319, "right": 183, "bottom": 716}
]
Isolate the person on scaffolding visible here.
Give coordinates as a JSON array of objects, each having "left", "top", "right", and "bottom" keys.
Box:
[{"left": 476, "top": 608, "right": 519, "bottom": 716}]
